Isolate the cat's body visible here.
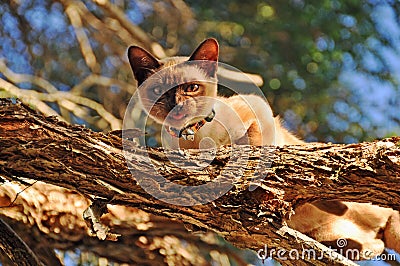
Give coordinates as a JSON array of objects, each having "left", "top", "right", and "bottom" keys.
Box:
[
  {"left": 128, "top": 38, "right": 400, "bottom": 259},
  {"left": 162, "top": 94, "right": 302, "bottom": 149},
  {"left": 288, "top": 201, "right": 400, "bottom": 259}
]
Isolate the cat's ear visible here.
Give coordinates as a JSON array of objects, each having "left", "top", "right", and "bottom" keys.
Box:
[
  {"left": 189, "top": 38, "right": 219, "bottom": 77},
  {"left": 128, "top": 46, "right": 160, "bottom": 85}
]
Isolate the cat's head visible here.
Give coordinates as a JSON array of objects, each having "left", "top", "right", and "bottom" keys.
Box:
[{"left": 128, "top": 38, "right": 219, "bottom": 129}]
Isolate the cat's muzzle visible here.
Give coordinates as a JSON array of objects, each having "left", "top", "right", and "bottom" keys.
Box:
[{"left": 166, "top": 109, "right": 215, "bottom": 141}]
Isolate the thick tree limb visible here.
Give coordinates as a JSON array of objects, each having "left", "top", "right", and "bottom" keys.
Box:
[
  {"left": 0, "top": 181, "right": 245, "bottom": 265},
  {"left": 0, "top": 99, "right": 399, "bottom": 265}
]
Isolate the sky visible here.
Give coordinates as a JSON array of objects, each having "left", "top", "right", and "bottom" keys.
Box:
[{"left": 338, "top": 3, "right": 400, "bottom": 140}]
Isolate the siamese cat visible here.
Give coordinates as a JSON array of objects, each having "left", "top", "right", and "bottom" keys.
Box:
[{"left": 128, "top": 38, "right": 400, "bottom": 259}]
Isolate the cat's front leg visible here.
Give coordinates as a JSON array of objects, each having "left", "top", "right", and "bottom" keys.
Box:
[
  {"left": 223, "top": 94, "right": 275, "bottom": 145},
  {"left": 384, "top": 210, "right": 400, "bottom": 253}
]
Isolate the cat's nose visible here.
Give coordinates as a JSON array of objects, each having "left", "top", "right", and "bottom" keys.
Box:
[
  {"left": 175, "top": 102, "right": 184, "bottom": 112},
  {"left": 170, "top": 102, "right": 186, "bottom": 120}
]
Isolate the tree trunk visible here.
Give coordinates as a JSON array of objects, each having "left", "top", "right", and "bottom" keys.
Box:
[{"left": 0, "top": 98, "right": 399, "bottom": 265}]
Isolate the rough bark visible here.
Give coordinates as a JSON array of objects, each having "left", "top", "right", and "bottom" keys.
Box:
[
  {"left": 0, "top": 181, "right": 244, "bottom": 266},
  {"left": 0, "top": 98, "right": 399, "bottom": 265}
]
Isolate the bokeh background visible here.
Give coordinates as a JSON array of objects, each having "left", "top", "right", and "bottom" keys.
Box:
[{"left": 1, "top": 0, "right": 399, "bottom": 265}]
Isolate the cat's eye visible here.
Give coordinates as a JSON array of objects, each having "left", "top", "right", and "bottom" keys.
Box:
[
  {"left": 185, "top": 84, "right": 200, "bottom": 93},
  {"left": 152, "top": 87, "right": 162, "bottom": 95}
]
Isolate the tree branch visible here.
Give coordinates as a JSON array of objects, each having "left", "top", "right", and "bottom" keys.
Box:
[
  {"left": 1, "top": 181, "right": 248, "bottom": 265},
  {"left": 0, "top": 98, "right": 399, "bottom": 265}
]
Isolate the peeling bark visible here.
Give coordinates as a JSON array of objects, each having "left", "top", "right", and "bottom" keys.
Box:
[
  {"left": 0, "top": 181, "right": 247, "bottom": 266},
  {"left": 0, "top": 99, "right": 399, "bottom": 265}
]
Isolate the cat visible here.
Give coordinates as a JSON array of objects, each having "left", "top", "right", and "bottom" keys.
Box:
[
  {"left": 127, "top": 38, "right": 400, "bottom": 260},
  {"left": 127, "top": 38, "right": 302, "bottom": 149}
]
